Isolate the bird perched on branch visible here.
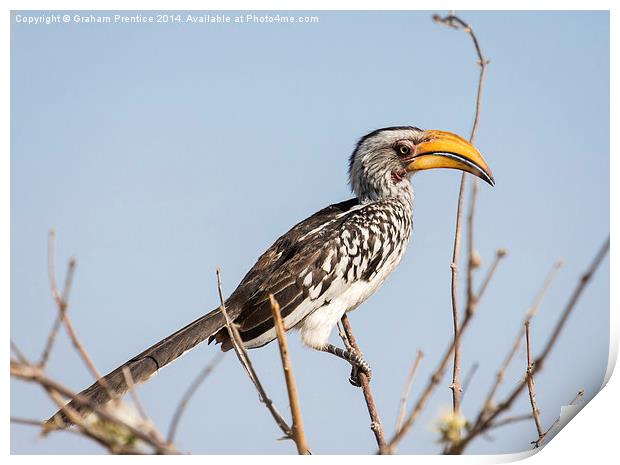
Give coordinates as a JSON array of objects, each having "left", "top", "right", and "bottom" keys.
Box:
[{"left": 49, "top": 126, "right": 494, "bottom": 426}]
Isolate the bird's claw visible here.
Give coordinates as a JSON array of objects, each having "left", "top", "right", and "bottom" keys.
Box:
[{"left": 348, "top": 354, "right": 372, "bottom": 387}]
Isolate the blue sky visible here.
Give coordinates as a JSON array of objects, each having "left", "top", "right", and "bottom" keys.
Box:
[{"left": 11, "top": 10, "right": 609, "bottom": 454}]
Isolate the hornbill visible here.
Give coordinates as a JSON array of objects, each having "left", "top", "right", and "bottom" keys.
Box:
[{"left": 49, "top": 126, "right": 494, "bottom": 425}]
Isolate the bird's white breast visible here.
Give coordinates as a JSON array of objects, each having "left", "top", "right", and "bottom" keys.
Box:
[{"left": 298, "top": 233, "right": 409, "bottom": 349}]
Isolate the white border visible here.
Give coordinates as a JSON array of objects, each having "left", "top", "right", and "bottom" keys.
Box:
[{"left": 3, "top": 1, "right": 616, "bottom": 463}]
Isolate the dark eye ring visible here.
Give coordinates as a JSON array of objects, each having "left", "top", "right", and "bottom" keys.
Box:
[{"left": 398, "top": 145, "right": 410, "bottom": 156}]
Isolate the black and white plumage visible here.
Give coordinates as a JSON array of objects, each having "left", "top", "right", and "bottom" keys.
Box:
[{"left": 50, "top": 126, "right": 494, "bottom": 424}]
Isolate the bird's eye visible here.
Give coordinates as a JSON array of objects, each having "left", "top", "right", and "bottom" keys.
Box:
[{"left": 398, "top": 145, "right": 411, "bottom": 156}]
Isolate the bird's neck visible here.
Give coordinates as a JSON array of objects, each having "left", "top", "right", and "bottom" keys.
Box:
[{"left": 357, "top": 176, "right": 414, "bottom": 208}]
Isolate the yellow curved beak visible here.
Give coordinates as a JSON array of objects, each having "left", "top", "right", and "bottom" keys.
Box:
[{"left": 405, "top": 130, "right": 495, "bottom": 186}]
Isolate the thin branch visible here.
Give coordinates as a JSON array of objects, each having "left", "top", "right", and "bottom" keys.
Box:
[
  {"left": 396, "top": 350, "right": 424, "bottom": 433},
  {"left": 11, "top": 416, "right": 46, "bottom": 427},
  {"left": 432, "top": 12, "right": 490, "bottom": 432},
  {"left": 524, "top": 321, "right": 545, "bottom": 445},
  {"left": 55, "top": 259, "right": 104, "bottom": 382},
  {"left": 269, "top": 295, "right": 310, "bottom": 455},
  {"left": 337, "top": 322, "right": 353, "bottom": 352},
  {"left": 167, "top": 352, "right": 224, "bottom": 444},
  {"left": 122, "top": 367, "right": 149, "bottom": 423},
  {"left": 446, "top": 237, "right": 609, "bottom": 454},
  {"left": 481, "top": 260, "right": 563, "bottom": 416},
  {"left": 121, "top": 366, "right": 167, "bottom": 447},
  {"left": 448, "top": 174, "right": 465, "bottom": 419},
  {"left": 38, "top": 229, "right": 68, "bottom": 368},
  {"left": 11, "top": 415, "right": 144, "bottom": 454},
  {"left": 474, "top": 249, "right": 506, "bottom": 302},
  {"left": 486, "top": 413, "right": 534, "bottom": 431},
  {"left": 340, "top": 314, "right": 387, "bottom": 453},
  {"left": 11, "top": 360, "right": 176, "bottom": 454},
  {"left": 215, "top": 268, "right": 294, "bottom": 440},
  {"left": 11, "top": 339, "right": 28, "bottom": 364},
  {"left": 384, "top": 249, "right": 506, "bottom": 453},
  {"left": 460, "top": 362, "right": 479, "bottom": 403}
]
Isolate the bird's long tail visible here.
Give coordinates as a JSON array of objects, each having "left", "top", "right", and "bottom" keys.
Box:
[{"left": 47, "top": 308, "right": 227, "bottom": 427}]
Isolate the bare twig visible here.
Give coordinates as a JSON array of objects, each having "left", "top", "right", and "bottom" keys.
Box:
[
  {"left": 446, "top": 237, "right": 609, "bottom": 454},
  {"left": 269, "top": 295, "right": 310, "bottom": 454},
  {"left": 384, "top": 249, "right": 506, "bottom": 453},
  {"left": 432, "top": 12, "right": 490, "bottom": 431},
  {"left": 122, "top": 367, "right": 149, "bottom": 423},
  {"left": 340, "top": 314, "right": 387, "bottom": 452},
  {"left": 167, "top": 352, "right": 224, "bottom": 444},
  {"left": 474, "top": 249, "right": 506, "bottom": 302},
  {"left": 524, "top": 321, "right": 545, "bottom": 446},
  {"left": 460, "top": 362, "right": 479, "bottom": 403},
  {"left": 55, "top": 259, "right": 105, "bottom": 382},
  {"left": 448, "top": 176, "right": 465, "bottom": 419},
  {"left": 40, "top": 234, "right": 103, "bottom": 382},
  {"left": 486, "top": 413, "right": 534, "bottom": 431},
  {"left": 11, "top": 360, "right": 177, "bottom": 454},
  {"left": 121, "top": 366, "right": 168, "bottom": 447},
  {"left": 337, "top": 322, "right": 353, "bottom": 352},
  {"left": 481, "top": 260, "right": 563, "bottom": 416},
  {"left": 11, "top": 416, "right": 47, "bottom": 427},
  {"left": 39, "top": 229, "right": 69, "bottom": 368},
  {"left": 11, "top": 339, "right": 28, "bottom": 364},
  {"left": 215, "top": 268, "right": 294, "bottom": 441},
  {"left": 396, "top": 350, "right": 424, "bottom": 433}
]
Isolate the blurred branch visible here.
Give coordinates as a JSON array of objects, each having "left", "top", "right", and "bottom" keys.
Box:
[
  {"left": 487, "top": 413, "right": 534, "bottom": 431},
  {"left": 340, "top": 314, "right": 387, "bottom": 453},
  {"left": 524, "top": 321, "right": 545, "bottom": 446},
  {"left": 39, "top": 230, "right": 103, "bottom": 383},
  {"left": 269, "top": 295, "right": 310, "bottom": 455},
  {"left": 395, "top": 350, "right": 424, "bottom": 434},
  {"left": 12, "top": 232, "right": 177, "bottom": 454},
  {"left": 11, "top": 359, "right": 176, "bottom": 454},
  {"left": 460, "top": 362, "right": 479, "bottom": 403},
  {"left": 481, "top": 260, "right": 563, "bottom": 416},
  {"left": 167, "top": 352, "right": 224, "bottom": 444},
  {"left": 446, "top": 237, "right": 609, "bottom": 454},
  {"left": 215, "top": 268, "right": 294, "bottom": 442},
  {"left": 384, "top": 249, "right": 506, "bottom": 453}
]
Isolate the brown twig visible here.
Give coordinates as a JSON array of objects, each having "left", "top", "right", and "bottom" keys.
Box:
[
  {"left": 460, "top": 362, "right": 479, "bottom": 403},
  {"left": 167, "top": 352, "right": 224, "bottom": 444},
  {"left": 55, "top": 259, "right": 104, "bottom": 382},
  {"left": 524, "top": 321, "right": 545, "bottom": 445},
  {"left": 121, "top": 367, "right": 168, "bottom": 447},
  {"left": 487, "top": 413, "right": 534, "bottom": 431},
  {"left": 269, "top": 295, "right": 310, "bottom": 454},
  {"left": 384, "top": 249, "right": 506, "bottom": 453},
  {"left": 446, "top": 237, "right": 609, "bottom": 454},
  {"left": 395, "top": 350, "right": 424, "bottom": 433},
  {"left": 11, "top": 360, "right": 177, "bottom": 454},
  {"left": 11, "top": 339, "right": 28, "bottom": 364},
  {"left": 481, "top": 260, "right": 563, "bottom": 416},
  {"left": 340, "top": 314, "right": 387, "bottom": 452},
  {"left": 40, "top": 232, "right": 103, "bottom": 381},
  {"left": 432, "top": 12, "right": 490, "bottom": 431},
  {"left": 215, "top": 268, "right": 294, "bottom": 441},
  {"left": 38, "top": 229, "right": 69, "bottom": 368}
]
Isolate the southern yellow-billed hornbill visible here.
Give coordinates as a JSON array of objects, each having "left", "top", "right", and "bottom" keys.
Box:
[{"left": 50, "top": 126, "right": 493, "bottom": 425}]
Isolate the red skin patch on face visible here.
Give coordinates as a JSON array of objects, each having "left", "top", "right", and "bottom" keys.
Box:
[{"left": 391, "top": 169, "right": 407, "bottom": 184}]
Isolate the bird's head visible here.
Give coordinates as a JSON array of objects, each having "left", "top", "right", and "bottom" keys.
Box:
[{"left": 349, "top": 126, "right": 494, "bottom": 202}]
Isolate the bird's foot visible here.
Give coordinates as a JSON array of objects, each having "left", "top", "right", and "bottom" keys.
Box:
[
  {"left": 319, "top": 343, "right": 372, "bottom": 387},
  {"left": 348, "top": 351, "right": 372, "bottom": 387}
]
